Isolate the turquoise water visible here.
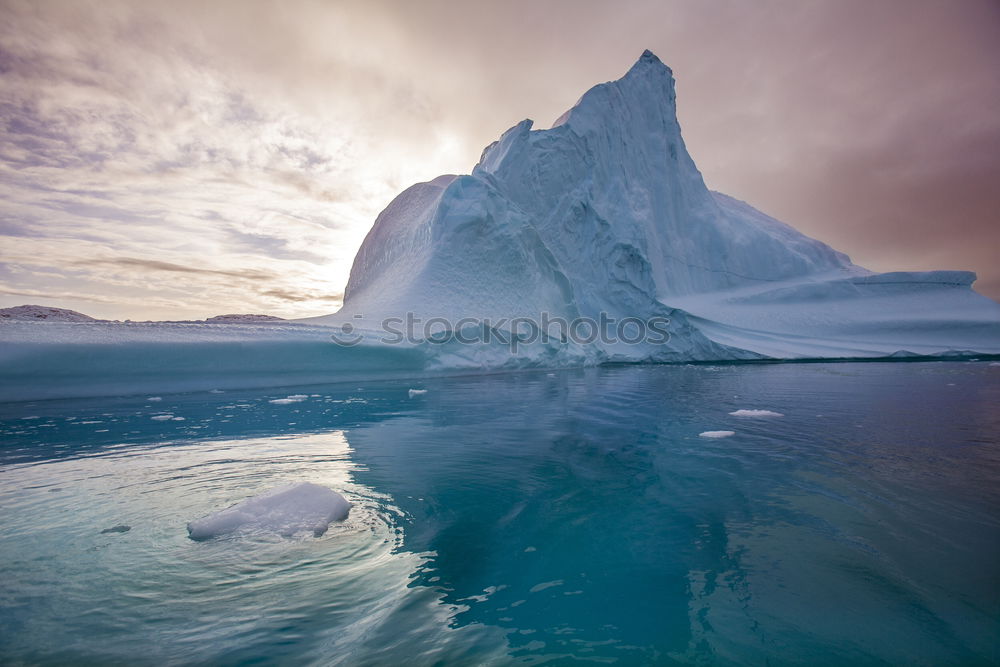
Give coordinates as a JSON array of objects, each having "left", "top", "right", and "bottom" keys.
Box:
[{"left": 1, "top": 362, "right": 998, "bottom": 664}]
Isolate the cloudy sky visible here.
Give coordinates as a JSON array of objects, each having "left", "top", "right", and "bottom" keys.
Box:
[{"left": 1, "top": 0, "right": 998, "bottom": 320}]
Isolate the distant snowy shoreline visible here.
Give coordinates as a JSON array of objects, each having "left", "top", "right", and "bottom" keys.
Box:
[{"left": 0, "top": 304, "right": 286, "bottom": 325}]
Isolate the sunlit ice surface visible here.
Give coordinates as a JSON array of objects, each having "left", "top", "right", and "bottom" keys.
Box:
[{"left": 1, "top": 362, "right": 998, "bottom": 663}]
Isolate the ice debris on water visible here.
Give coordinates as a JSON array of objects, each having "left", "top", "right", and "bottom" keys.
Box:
[
  {"left": 529, "top": 580, "right": 564, "bottom": 593},
  {"left": 186, "top": 482, "right": 351, "bottom": 540},
  {"left": 408, "top": 389, "right": 428, "bottom": 398},
  {"left": 700, "top": 431, "right": 735, "bottom": 438},
  {"left": 729, "top": 409, "right": 784, "bottom": 417},
  {"left": 269, "top": 394, "right": 308, "bottom": 405}
]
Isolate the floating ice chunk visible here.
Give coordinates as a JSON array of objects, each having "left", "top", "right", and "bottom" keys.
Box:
[
  {"left": 408, "top": 389, "right": 428, "bottom": 398},
  {"left": 529, "top": 580, "right": 564, "bottom": 593},
  {"left": 171, "top": 416, "right": 185, "bottom": 421},
  {"left": 729, "top": 409, "right": 784, "bottom": 417},
  {"left": 269, "top": 394, "right": 308, "bottom": 405},
  {"left": 147, "top": 397, "right": 162, "bottom": 402},
  {"left": 187, "top": 482, "right": 351, "bottom": 540},
  {"left": 699, "top": 430, "right": 735, "bottom": 438},
  {"left": 151, "top": 414, "right": 173, "bottom": 421},
  {"left": 209, "top": 389, "right": 225, "bottom": 393}
]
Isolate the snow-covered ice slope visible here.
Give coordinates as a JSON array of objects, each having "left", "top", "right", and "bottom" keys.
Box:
[
  {"left": 668, "top": 194, "right": 1000, "bottom": 358},
  {"left": 1, "top": 51, "right": 998, "bottom": 401},
  {"left": 314, "top": 49, "right": 999, "bottom": 362}
]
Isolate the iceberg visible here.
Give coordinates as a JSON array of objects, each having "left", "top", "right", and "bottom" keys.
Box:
[
  {"left": 186, "top": 482, "right": 351, "bottom": 540},
  {"left": 317, "top": 49, "right": 999, "bottom": 365},
  {"left": 1, "top": 50, "right": 998, "bottom": 401}
]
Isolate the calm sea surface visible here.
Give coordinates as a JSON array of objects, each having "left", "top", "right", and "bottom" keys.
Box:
[{"left": 1, "top": 362, "right": 998, "bottom": 665}]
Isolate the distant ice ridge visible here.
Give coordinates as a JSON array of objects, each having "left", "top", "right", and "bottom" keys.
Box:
[
  {"left": 205, "top": 314, "right": 285, "bottom": 323},
  {"left": 0, "top": 304, "right": 99, "bottom": 322},
  {"left": 187, "top": 482, "right": 351, "bottom": 540},
  {"left": 1, "top": 50, "right": 998, "bottom": 402}
]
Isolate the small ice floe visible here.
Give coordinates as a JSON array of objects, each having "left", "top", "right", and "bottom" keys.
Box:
[
  {"left": 269, "top": 394, "right": 308, "bottom": 405},
  {"left": 699, "top": 430, "right": 735, "bottom": 438},
  {"left": 171, "top": 416, "right": 185, "bottom": 421},
  {"left": 101, "top": 524, "right": 131, "bottom": 534},
  {"left": 529, "top": 580, "right": 564, "bottom": 593},
  {"left": 151, "top": 414, "right": 174, "bottom": 421},
  {"left": 209, "top": 389, "right": 225, "bottom": 394},
  {"left": 21, "top": 416, "right": 40, "bottom": 420},
  {"left": 408, "top": 389, "right": 428, "bottom": 398},
  {"left": 187, "top": 482, "right": 351, "bottom": 540},
  {"left": 729, "top": 409, "right": 784, "bottom": 417},
  {"left": 147, "top": 397, "right": 162, "bottom": 402}
]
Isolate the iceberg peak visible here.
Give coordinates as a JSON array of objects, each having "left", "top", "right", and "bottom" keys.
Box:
[
  {"left": 548, "top": 48, "right": 677, "bottom": 132},
  {"left": 629, "top": 49, "right": 673, "bottom": 76}
]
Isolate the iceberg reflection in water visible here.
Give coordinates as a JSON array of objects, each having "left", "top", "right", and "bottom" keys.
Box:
[{"left": 0, "top": 361, "right": 998, "bottom": 664}]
